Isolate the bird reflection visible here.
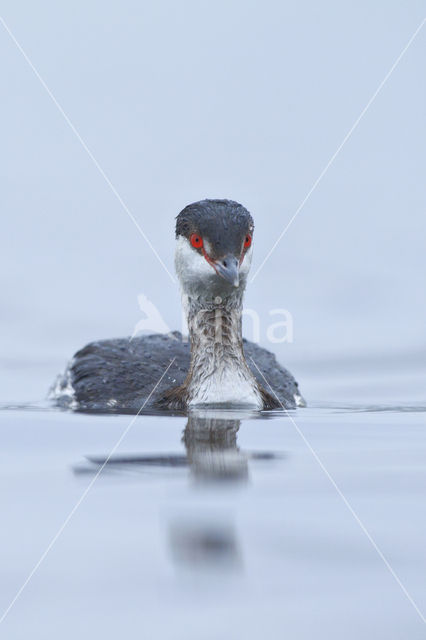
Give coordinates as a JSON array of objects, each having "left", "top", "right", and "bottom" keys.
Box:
[
  {"left": 168, "top": 518, "right": 241, "bottom": 571},
  {"left": 170, "top": 410, "right": 252, "bottom": 570},
  {"left": 75, "top": 409, "right": 272, "bottom": 485},
  {"left": 74, "top": 410, "right": 282, "bottom": 572},
  {"left": 183, "top": 410, "right": 248, "bottom": 482}
]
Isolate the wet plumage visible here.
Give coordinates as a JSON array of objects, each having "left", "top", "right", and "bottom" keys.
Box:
[{"left": 51, "top": 199, "right": 304, "bottom": 413}]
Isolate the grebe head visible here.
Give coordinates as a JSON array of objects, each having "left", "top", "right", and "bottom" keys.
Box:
[{"left": 175, "top": 199, "right": 254, "bottom": 299}]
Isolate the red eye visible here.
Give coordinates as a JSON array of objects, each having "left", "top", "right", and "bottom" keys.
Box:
[
  {"left": 190, "top": 233, "right": 203, "bottom": 249},
  {"left": 244, "top": 234, "right": 252, "bottom": 248}
]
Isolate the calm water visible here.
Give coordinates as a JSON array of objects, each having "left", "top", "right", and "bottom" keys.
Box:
[
  {"left": 0, "top": 357, "right": 425, "bottom": 639},
  {"left": 1, "top": 1, "right": 425, "bottom": 637}
]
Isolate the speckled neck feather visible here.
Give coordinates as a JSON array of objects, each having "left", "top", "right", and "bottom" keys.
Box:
[
  {"left": 184, "top": 291, "right": 261, "bottom": 405},
  {"left": 161, "top": 288, "right": 277, "bottom": 409}
]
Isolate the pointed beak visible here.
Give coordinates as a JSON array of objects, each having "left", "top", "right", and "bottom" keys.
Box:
[{"left": 215, "top": 254, "right": 240, "bottom": 287}]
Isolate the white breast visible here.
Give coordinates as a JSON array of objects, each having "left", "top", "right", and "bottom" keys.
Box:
[{"left": 188, "top": 367, "right": 263, "bottom": 408}]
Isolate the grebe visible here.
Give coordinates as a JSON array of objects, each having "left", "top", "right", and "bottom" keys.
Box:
[{"left": 51, "top": 199, "right": 304, "bottom": 412}]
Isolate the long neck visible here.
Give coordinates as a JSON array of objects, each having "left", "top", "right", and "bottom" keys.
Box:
[
  {"left": 187, "top": 291, "right": 244, "bottom": 371},
  {"left": 182, "top": 289, "right": 262, "bottom": 407}
]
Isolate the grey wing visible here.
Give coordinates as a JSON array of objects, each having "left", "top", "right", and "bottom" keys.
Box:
[{"left": 49, "top": 332, "right": 190, "bottom": 413}]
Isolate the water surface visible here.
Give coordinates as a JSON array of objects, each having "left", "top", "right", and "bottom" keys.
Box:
[{"left": 0, "top": 357, "right": 425, "bottom": 639}]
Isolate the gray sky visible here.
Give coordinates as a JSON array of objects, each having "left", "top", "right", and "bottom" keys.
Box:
[{"left": 1, "top": 0, "right": 425, "bottom": 373}]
